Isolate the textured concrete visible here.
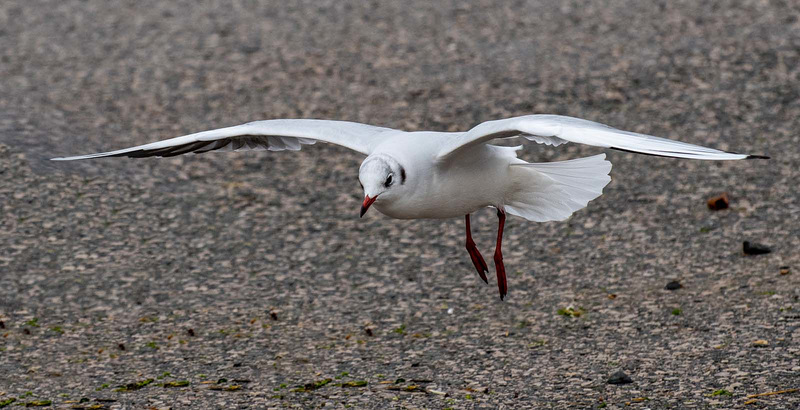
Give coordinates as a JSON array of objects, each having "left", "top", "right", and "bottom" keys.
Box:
[{"left": 1, "top": 0, "right": 798, "bottom": 408}]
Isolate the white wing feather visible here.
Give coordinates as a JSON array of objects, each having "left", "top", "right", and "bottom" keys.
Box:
[
  {"left": 438, "top": 114, "right": 764, "bottom": 161},
  {"left": 51, "top": 119, "right": 396, "bottom": 160}
]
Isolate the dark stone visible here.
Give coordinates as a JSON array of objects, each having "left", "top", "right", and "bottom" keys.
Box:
[
  {"left": 665, "top": 281, "right": 683, "bottom": 290},
  {"left": 743, "top": 241, "right": 771, "bottom": 255},
  {"left": 607, "top": 370, "right": 633, "bottom": 385}
]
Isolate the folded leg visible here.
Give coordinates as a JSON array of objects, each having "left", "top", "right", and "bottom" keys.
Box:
[{"left": 464, "top": 214, "right": 489, "bottom": 284}]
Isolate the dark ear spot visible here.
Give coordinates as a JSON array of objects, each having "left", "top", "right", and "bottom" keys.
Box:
[{"left": 400, "top": 166, "right": 406, "bottom": 184}]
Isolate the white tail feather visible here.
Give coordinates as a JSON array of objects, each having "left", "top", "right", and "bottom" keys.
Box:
[{"left": 504, "top": 154, "right": 612, "bottom": 222}]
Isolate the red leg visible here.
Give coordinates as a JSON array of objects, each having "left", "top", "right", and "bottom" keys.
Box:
[
  {"left": 465, "top": 214, "right": 489, "bottom": 284},
  {"left": 494, "top": 208, "right": 508, "bottom": 300}
]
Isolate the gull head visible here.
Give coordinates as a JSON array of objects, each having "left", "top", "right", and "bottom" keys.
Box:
[{"left": 358, "top": 154, "right": 406, "bottom": 217}]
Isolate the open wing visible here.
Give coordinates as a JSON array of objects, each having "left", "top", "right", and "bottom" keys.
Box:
[
  {"left": 437, "top": 114, "right": 767, "bottom": 161},
  {"left": 51, "top": 119, "right": 396, "bottom": 161}
]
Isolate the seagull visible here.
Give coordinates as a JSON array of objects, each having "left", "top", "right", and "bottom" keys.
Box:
[{"left": 52, "top": 114, "right": 767, "bottom": 299}]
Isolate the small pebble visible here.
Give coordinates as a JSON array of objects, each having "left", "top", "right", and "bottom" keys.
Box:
[
  {"left": 752, "top": 339, "right": 769, "bottom": 347},
  {"left": 743, "top": 241, "right": 771, "bottom": 255},
  {"left": 665, "top": 281, "right": 683, "bottom": 290},
  {"left": 607, "top": 370, "right": 633, "bottom": 385},
  {"left": 707, "top": 193, "right": 729, "bottom": 210}
]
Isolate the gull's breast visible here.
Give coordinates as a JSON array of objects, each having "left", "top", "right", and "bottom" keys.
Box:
[{"left": 374, "top": 142, "right": 517, "bottom": 220}]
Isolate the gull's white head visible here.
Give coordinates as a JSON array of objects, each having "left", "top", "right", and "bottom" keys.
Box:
[{"left": 358, "top": 154, "right": 406, "bottom": 217}]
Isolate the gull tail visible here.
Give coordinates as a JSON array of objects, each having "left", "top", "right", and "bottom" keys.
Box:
[{"left": 504, "top": 154, "right": 612, "bottom": 222}]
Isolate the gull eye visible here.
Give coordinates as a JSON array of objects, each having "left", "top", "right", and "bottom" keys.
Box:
[{"left": 384, "top": 173, "right": 393, "bottom": 187}]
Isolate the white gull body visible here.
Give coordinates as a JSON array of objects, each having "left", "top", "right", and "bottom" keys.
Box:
[
  {"left": 366, "top": 132, "right": 524, "bottom": 219},
  {"left": 52, "top": 114, "right": 766, "bottom": 299}
]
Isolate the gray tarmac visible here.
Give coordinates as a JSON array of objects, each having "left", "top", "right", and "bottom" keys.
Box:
[{"left": 1, "top": 0, "right": 799, "bottom": 408}]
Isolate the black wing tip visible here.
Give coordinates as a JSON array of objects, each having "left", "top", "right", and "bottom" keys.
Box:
[{"left": 724, "top": 149, "right": 770, "bottom": 160}]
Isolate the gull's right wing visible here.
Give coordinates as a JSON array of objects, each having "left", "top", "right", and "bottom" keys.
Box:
[{"left": 51, "top": 119, "right": 398, "bottom": 160}]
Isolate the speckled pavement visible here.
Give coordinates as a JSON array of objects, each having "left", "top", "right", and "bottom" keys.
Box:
[{"left": 1, "top": 1, "right": 799, "bottom": 408}]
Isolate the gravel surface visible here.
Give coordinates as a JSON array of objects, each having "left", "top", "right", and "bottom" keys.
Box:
[{"left": 2, "top": 1, "right": 799, "bottom": 408}]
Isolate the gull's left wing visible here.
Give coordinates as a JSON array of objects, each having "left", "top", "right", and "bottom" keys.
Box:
[
  {"left": 51, "top": 119, "right": 397, "bottom": 161},
  {"left": 437, "top": 114, "right": 767, "bottom": 161}
]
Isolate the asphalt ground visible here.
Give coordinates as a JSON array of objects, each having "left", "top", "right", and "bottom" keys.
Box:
[{"left": 1, "top": 1, "right": 799, "bottom": 408}]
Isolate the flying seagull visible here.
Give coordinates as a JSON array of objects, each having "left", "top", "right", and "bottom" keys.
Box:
[{"left": 52, "top": 114, "right": 767, "bottom": 299}]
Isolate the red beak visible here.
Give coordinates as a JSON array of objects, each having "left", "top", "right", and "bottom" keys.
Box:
[{"left": 360, "top": 195, "right": 377, "bottom": 218}]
